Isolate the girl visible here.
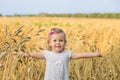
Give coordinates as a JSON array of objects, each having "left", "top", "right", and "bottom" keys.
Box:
[{"left": 13, "top": 28, "right": 102, "bottom": 80}]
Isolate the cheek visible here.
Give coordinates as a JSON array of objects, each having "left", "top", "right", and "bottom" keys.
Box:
[
  {"left": 62, "top": 42, "right": 66, "bottom": 46},
  {"left": 49, "top": 41, "right": 55, "bottom": 46}
]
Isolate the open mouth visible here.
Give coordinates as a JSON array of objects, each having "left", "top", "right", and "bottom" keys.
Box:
[{"left": 55, "top": 46, "right": 61, "bottom": 48}]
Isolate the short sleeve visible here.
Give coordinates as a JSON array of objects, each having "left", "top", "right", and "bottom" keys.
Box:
[
  {"left": 43, "top": 50, "right": 50, "bottom": 59},
  {"left": 65, "top": 50, "right": 72, "bottom": 59}
]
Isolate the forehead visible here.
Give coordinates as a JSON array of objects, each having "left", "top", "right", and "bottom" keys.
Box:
[{"left": 50, "top": 33, "right": 65, "bottom": 39}]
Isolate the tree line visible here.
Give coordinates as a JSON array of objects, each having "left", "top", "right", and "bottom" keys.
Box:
[{"left": 0, "top": 13, "right": 120, "bottom": 19}]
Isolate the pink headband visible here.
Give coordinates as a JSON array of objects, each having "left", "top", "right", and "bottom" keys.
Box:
[{"left": 49, "top": 31, "right": 54, "bottom": 35}]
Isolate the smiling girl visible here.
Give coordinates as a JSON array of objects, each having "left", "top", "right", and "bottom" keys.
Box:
[{"left": 13, "top": 28, "right": 102, "bottom": 80}]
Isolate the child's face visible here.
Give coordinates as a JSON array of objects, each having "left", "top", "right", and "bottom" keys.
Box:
[{"left": 49, "top": 33, "right": 66, "bottom": 53}]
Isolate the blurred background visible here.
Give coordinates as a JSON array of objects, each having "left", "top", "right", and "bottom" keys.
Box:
[{"left": 0, "top": 0, "right": 120, "bottom": 18}]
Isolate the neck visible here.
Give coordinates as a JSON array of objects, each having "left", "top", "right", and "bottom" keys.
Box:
[{"left": 52, "top": 50, "right": 64, "bottom": 53}]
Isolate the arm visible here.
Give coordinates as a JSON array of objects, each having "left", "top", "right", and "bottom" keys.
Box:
[
  {"left": 71, "top": 50, "right": 102, "bottom": 59},
  {"left": 12, "top": 51, "right": 45, "bottom": 59}
]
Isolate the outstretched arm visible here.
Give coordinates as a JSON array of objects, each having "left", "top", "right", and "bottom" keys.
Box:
[
  {"left": 12, "top": 51, "right": 45, "bottom": 59},
  {"left": 71, "top": 50, "right": 102, "bottom": 59}
]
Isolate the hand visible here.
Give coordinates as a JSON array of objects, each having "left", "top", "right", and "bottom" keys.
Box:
[
  {"left": 11, "top": 51, "right": 30, "bottom": 57},
  {"left": 11, "top": 51, "right": 18, "bottom": 55},
  {"left": 96, "top": 49, "right": 102, "bottom": 57},
  {"left": 11, "top": 51, "right": 23, "bottom": 55}
]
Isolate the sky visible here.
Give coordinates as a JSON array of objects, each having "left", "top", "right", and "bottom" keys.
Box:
[{"left": 0, "top": 0, "right": 120, "bottom": 15}]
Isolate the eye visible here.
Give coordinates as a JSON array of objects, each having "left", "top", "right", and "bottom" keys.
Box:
[
  {"left": 60, "top": 39, "right": 64, "bottom": 42},
  {"left": 53, "top": 40, "right": 56, "bottom": 42}
]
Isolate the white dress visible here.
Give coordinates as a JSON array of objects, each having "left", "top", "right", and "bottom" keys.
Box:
[{"left": 43, "top": 50, "right": 72, "bottom": 80}]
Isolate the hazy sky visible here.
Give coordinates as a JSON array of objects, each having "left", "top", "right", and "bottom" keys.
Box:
[{"left": 0, "top": 0, "right": 120, "bottom": 15}]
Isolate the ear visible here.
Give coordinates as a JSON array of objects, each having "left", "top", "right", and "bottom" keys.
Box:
[{"left": 65, "top": 40, "right": 67, "bottom": 45}]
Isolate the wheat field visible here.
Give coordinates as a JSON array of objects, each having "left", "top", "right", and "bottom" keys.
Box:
[{"left": 0, "top": 17, "right": 120, "bottom": 80}]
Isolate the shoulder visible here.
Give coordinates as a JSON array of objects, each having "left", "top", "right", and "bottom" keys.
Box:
[
  {"left": 43, "top": 50, "right": 51, "bottom": 53},
  {"left": 64, "top": 50, "right": 72, "bottom": 54},
  {"left": 64, "top": 50, "right": 72, "bottom": 58},
  {"left": 42, "top": 50, "right": 52, "bottom": 57}
]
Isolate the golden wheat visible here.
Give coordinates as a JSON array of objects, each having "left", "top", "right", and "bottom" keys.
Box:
[{"left": 0, "top": 17, "right": 120, "bottom": 80}]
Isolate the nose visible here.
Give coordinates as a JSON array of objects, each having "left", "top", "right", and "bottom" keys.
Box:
[{"left": 56, "top": 41, "right": 60, "bottom": 44}]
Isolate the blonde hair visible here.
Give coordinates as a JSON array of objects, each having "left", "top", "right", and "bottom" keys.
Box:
[{"left": 47, "top": 28, "right": 66, "bottom": 50}]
